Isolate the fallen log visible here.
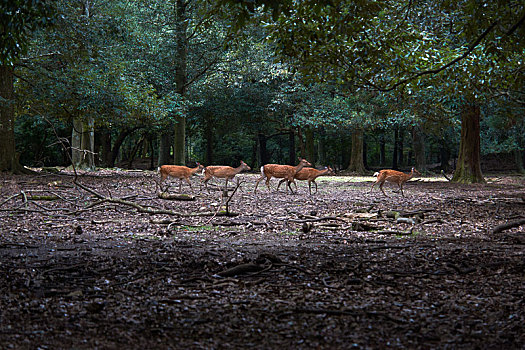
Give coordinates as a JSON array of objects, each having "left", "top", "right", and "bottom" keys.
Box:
[{"left": 157, "top": 192, "right": 195, "bottom": 201}]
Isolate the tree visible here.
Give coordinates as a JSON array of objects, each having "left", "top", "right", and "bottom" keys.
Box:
[
  {"left": 0, "top": 0, "right": 54, "bottom": 172},
  {"left": 227, "top": 0, "right": 525, "bottom": 183}
]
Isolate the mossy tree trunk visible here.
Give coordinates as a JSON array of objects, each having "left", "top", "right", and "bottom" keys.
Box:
[
  {"left": 347, "top": 128, "right": 366, "bottom": 174},
  {"left": 451, "top": 100, "right": 485, "bottom": 183}
]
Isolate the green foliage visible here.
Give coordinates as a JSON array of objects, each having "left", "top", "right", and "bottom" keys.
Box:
[
  {"left": 0, "top": 0, "right": 55, "bottom": 64},
  {"left": 14, "top": 113, "right": 68, "bottom": 166}
]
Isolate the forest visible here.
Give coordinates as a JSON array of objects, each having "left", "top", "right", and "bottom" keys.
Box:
[{"left": 1, "top": 0, "right": 524, "bottom": 349}]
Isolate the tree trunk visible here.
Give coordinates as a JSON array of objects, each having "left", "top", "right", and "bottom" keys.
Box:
[
  {"left": 81, "top": 116, "right": 95, "bottom": 169},
  {"left": 379, "top": 133, "right": 386, "bottom": 166},
  {"left": 412, "top": 124, "right": 427, "bottom": 171},
  {"left": 347, "top": 128, "right": 366, "bottom": 174},
  {"left": 71, "top": 117, "right": 82, "bottom": 167},
  {"left": 288, "top": 130, "right": 296, "bottom": 165},
  {"left": 363, "top": 134, "right": 368, "bottom": 169},
  {"left": 71, "top": 116, "right": 95, "bottom": 170},
  {"left": 157, "top": 130, "right": 171, "bottom": 167},
  {"left": 0, "top": 65, "right": 22, "bottom": 173},
  {"left": 398, "top": 129, "right": 404, "bottom": 166},
  {"left": 317, "top": 128, "right": 326, "bottom": 165},
  {"left": 173, "top": 0, "right": 188, "bottom": 165},
  {"left": 204, "top": 114, "right": 213, "bottom": 165},
  {"left": 392, "top": 127, "right": 399, "bottom": 170},
  {"left": 173, "top": 117, "right": 186, "bottom": 165},
  {"left": 305, "top": 127, "right": 315, "bottom": 165},
  {"left": 451, "top": 101, "right": 485, "bottom": 183},
  {"left": 257, "top": 132, "right": 269, "bottom": 166},
  {"left": 439, "top": 142, "right": 451, "bottom": 171},
  {"left": 513, "top": 149, "right": 524, "bottom": 173},
  {"left": 99, "top": 129, "right": 112, "bottom": 167}
]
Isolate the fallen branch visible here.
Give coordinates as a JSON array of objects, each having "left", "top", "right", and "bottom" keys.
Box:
[{"left": 492, "top": 219, "right": 525, "bottom": 234}]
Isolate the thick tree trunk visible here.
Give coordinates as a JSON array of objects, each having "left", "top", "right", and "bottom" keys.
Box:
[
  {"left": 173, "top": 117, "right": 185, "bottom": 165},
  {"left": 71, "top": 116, "right": 95, "bottom": 170},
  {"left": 451, "top": 101, "right": 485, "bottom": 183},
  {"left": 157, "top": 130, "right": 171, "bottom": 167},
  {"left": 412, "top": 124, "right": 427, "bottom": 171},
  {"left": 257, "top": 132, "right": 269, "bottom": 166},
  {"left": 347, "top": 128, "right": 366, "bottom": 174},
  {"left": 0, "top": 65, "right": 22, "bottom": 173},
  {"left": 305, "top": 127, "right": 315, "bottom": 166},
  {"left": 173, "top": 0, "right": 188, "bottom": 165},
  {"left": 99, "top": 129, "right": 112, "bottom": 167}
]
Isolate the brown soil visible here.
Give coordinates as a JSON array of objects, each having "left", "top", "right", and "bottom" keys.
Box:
[{"left": 1, "top": 170, "right": 524, "bottom": 349}]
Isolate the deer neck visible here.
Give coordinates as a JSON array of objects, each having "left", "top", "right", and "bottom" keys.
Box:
[
  {"left": 190, "top": 166, "right": 201, "bottom": 175},
  {"left": 294, "top": 162, "right": 307, "bottom": 173},
  {"left": 233, "top": 164, "right": 245, "bottom": 175}
]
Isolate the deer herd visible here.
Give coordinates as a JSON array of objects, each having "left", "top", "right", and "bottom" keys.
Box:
[{"left": 159, "top": 159, "right": 420, "bottom": 197}]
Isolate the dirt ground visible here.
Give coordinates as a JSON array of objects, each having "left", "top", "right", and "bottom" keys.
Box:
[{"left": 0, "top": 170, "right": 524, "bottom": 349}]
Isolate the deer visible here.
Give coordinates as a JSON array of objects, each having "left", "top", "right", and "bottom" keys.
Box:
[
  {"left": 370, "top": 167, "right": 421, "bottom": 197},
  {"left": 201, "top": 160, "right": 251, "bottom": 191},
  {"left": 254, "top": 158, "right": 312, "bottom": 194},
  {"left": 159, "top": 163, "right": 204, "bottom": 192},
  {"left": 277, "top": 166, "right": 335, "bottom": 195}
]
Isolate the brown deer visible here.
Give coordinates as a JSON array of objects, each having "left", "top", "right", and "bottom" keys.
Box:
[
  {"left": 254, "top": 158, "right": 312, "bottom": 194},
  {"left": 201, "top": 160, "right": 251, "bottom": 191},
  {"left": 159, "top": 163, "right": 204, "bottom": 192},
  {"left": 277, "top": 166, "right": 334, "bottom": 195},
  {"left": 370, "top": 167, "right": 421, "bottom": 197}
]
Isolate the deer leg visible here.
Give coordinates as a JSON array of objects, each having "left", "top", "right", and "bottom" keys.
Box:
[
  {"left": 379, "top": 182, "right": 388, "bottom": 196},
  {"left": 400, "top": 183, "right": 405, "bottom": 197},
  {"left": 254, "top": 176, "right": 264, "bottom": 193},
  {"left": 265, "top": 177, "right": 272, "bottom": 192},
  {"left": 287, "top": 179, "right": 297, "bottom": 194},
  {"left": 312, "top": 180, "right": 318, "bottom": 195},
  {"left": 277, "top": 178, "right": 287, "bottom": 191},
  {"left": 185, "top": 178, "right": 192, "bottom": 191},
  {"left": 292, "top": 179, "right": 297, "bottom": 192}
]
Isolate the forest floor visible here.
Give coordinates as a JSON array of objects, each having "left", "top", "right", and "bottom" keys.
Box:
[{"left": 0, "top": 169, "right": 524, "bottom": 349}]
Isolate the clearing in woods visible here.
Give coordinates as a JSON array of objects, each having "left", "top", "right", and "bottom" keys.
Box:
[{"left": 0, "top": 170, "right": 524, "bottom": 349}]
